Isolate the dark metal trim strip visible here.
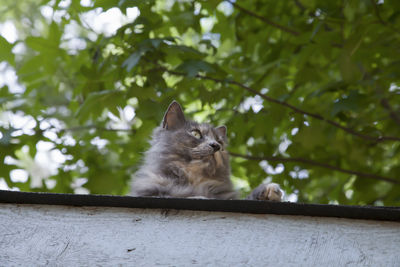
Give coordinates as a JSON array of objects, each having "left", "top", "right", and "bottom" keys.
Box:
[{"left": 0, "top": 190, "right": 399, "bottom": 222}]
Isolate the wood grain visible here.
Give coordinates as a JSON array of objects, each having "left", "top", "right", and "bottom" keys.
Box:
[{"left": 0, "top": 203, "right": 399, "bottom": 266}]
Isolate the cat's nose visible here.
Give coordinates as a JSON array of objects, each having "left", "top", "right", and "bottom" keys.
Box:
[{"left": 209, "top": 142, "right": 220, "bottom": 152}]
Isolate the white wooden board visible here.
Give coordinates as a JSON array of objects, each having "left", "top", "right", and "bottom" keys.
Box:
[{"left": 0, "top": 203, "right": 399, "bottom": 266}]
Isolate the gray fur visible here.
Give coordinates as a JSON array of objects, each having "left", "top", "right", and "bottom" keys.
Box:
[{"left": 130, "top": 101, "right": 281, "bottom": 201}]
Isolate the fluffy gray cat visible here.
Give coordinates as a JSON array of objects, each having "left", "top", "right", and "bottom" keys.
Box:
[{"left": 130, "top": 101, "right": 282, "bottom": 201}]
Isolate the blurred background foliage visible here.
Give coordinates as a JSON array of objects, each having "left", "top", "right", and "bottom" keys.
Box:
[{"left": 0, "top": 0, "right": 400, "bottom": 205}]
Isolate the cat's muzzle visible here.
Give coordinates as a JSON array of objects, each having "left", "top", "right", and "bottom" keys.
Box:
[
  {"left": 209, "top": 142, "right": 220, "bottom": 152},
  {"left": 191, "top": 144, "right": 220, "bottom": 159}
]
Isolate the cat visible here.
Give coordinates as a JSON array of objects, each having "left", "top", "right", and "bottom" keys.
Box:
[{"left": 130, "top": 101, "right": 282, "bottom": 201}]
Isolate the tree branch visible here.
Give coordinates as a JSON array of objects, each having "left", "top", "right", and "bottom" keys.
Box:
[
  {"left": 61, "top": 125, "right": 134, "bottom": 133},
  {"left": 370, "top": 0, "right": 400, "bottom": 34},
  {"left": 380, "top": 98, "right": 400, "bottom": 127},
  {"left": 224, "top": 79, "right": 400, "bottom": 142},
  {"left": 293, "top": 0, "right": 306, "bottom": 13},
  {"left": 161, "top": 67, "right": 400, "bottom": 142},
  {"left": 229, "top": 152, "right": 400, "bottom": 184},
  {"left": 225, "top": 0, "right": 300, "bottom": 36},
  {"left": 371, "top": 0, "right": 388, "bottom": 26}
]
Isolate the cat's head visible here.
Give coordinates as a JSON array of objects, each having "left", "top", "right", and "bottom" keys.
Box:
[{"left": 160, "top": 101, "right": 228, "bottom": 160}]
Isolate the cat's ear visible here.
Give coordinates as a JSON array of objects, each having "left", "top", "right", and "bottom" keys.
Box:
[
  {"left": 162, "top": 101, "right": 186, "bottom": 130},
  {"left": 215, "top": 125, "right": 227, "bottom": 137}
]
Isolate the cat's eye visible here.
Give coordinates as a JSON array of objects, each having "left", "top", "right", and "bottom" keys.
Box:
[{"left": 191, "top": 130, "right": 202, "bottom": 139}]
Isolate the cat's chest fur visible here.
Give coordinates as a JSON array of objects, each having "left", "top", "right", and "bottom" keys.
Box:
[
  {"left": 174, "top": 159, "right": 212, "bottom": 184},
  {"left": 169, "top": 151, "right": 228, "bottom": 186}
]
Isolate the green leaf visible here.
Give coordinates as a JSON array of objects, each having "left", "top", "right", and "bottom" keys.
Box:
[
  {"left": 75, "top": 90, "right": 125, "bottom": 122},
  {"left": 176, "top": 60, "right": 215, "bottom": 77},
  {"left": 339, "top": 53, "right": 362, "bottom": 83},
  {"left": 199, "top": 39, "right": 217, "bottom": 55},
  {"left": 0, "top": 36, "right": 15, "bottom": 65},
  {"left": 122, "top": 52, "right": 141, "bottom": 72},
  {"left": 0, "top": 128, "right": 15, "bottom": 145},
  {"left": 25, "top": 36, "right": 58, "bottom": 53},
  {"left": 331, "top": 90, "right": 365, "bottom": 117},
  {"left": 293, "top": 123, "right": 326, "bottom": 150},
  {"left": 93, "top": 0, "right": 117, "bottom": 10}
]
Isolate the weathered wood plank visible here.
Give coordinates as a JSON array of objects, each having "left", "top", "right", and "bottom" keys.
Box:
[{"left": 0, "top": 203, "right": 399, "bottom": 266}]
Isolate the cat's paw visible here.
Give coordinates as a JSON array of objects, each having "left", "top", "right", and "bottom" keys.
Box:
[
  {"left": 246, "top": 183, "right": 283, "bottom": 201},
  {"left": 261, "top": 183, "right": 282, "bottom": 201},
  {"left": 187, "top": 196, "right": 209, "bottom": 199}
]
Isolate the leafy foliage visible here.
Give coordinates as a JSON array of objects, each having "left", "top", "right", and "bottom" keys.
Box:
[{"left": 1, "top": 0, "right": 400, "bottom": 205}]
